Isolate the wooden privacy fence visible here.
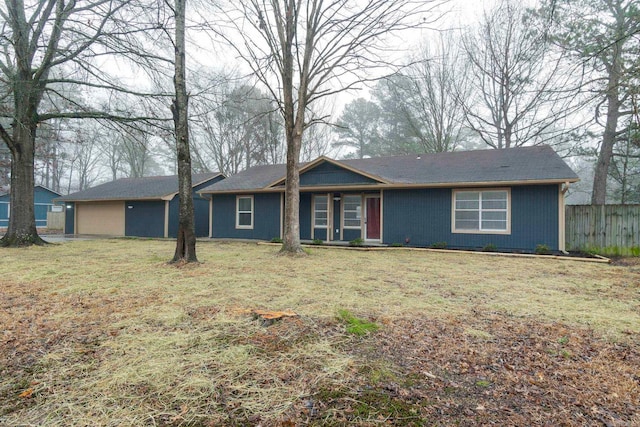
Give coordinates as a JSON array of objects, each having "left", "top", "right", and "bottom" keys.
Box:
[
  {"left": 565, "top": 204, "right": 640, "bottom": 255},
  {"left": 46, "top": 211, "right": 65, "bottom": 230}
]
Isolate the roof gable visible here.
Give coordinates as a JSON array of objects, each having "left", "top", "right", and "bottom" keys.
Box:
[{"left": 266, "top": 157, "right": 387, "bottom": 189}]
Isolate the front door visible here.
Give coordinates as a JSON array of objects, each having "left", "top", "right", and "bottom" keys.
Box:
[{"left": 365, "top": 195, "right": 381, "bottom": 241}]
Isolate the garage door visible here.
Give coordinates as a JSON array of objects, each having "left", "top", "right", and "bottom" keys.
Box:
[{"left": 76, "top": 201, "right": 125, "bottom": 235}]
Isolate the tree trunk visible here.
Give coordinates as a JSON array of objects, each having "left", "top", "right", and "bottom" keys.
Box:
[
  {"left": 170, "top": 0, "right": 197, "bottom": 263},
  {"left": 280, "top": 130, "right": 304, "bottom": 255},
  {"left": 1, "top": 118, "right": 46, "bottom": 246},
  {"left": 592, "top": 59, "right": 621, "bottom": 205}
]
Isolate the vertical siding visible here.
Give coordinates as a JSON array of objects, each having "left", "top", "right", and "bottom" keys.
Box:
[
  {"left": 383, "top": 185, "right": 559, "bottom": 251},
  {"left": 64, "top": 203, "right": 75, "bottom": 234},
  {"left": 212, "top": 193, "right": 281, "bottom": 240},
  {"left": 300, "top": 162, "right": 377, "bottom": 186},
  {"left": 0, "top": 200, "right": 8, "bottom": 227},
  {"left": 125, "top": 200, "right": 165, "bottom": 237},
  {"left": 300, "top": 193, "right": 312, "bottom": 240}
]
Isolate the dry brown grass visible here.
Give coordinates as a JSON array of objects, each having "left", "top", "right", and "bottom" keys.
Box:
[{"left": 0, "top": 239, "right": 638, "bottom": 426}]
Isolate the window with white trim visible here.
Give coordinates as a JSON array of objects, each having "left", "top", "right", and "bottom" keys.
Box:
[
  {"left": 313, "top": 195, "right": 328, "bottom": 228},
  {"left": 236, "top": 195, "right": 254, "bottom": 229},
  {"left": 343, "top": 195, "right": 362, "bottom": 228},
  {"left": 453, "top": 189, "right": 509, "bottom": 233}
]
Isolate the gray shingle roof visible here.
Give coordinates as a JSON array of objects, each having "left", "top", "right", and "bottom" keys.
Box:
[
  {"left": 199, "top": 145, "right": 578, "bottom": 193},
  {"left": 58, "top": 173, "right": 222, "bottom": 201},
  {"left": 341, "top": 145, "right": 578, "bottom": 184}
]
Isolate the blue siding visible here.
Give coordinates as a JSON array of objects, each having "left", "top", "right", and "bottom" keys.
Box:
[
  {"left": 0, "top": 200, "right": 8, "bottom": 227},
  {"left": 125, "top": 200, "right": 165, "bottom": 237},
  {"left": 383, "top": 185, "right": 560, "bottom": 251},
  {"left": 168, "top": 178, "right": 222, "bottom": 238},
  {"left": 342, "top": 228, "right": 362, "bottom": 242},
  {"left": 64, "top": 203, "right": 75, "bottom": 234},
  {"left": 212, "top": 193, "right": 281, "bottom": 240},
  {"left": 300, "top": 193, "right": 312, "bottom": 240},
  {"left": 300, "top": 162, "right": 378, "bottom": 187},
  {"left": 0, "top": 186, "right": 59, "bottom": 228}
]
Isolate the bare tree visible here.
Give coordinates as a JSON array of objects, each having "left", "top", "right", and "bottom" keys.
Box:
[
  {"left": 218, "top": 0, "right": 442, "bottom": 254},
  {"left": 403, "top": 31, "right": 471, "bottom": 152},
  {"left": 461, "top": 0, "right": 580, "bottom": 150},
  {"left": 0, "top": 0, "right": 165, "bottom": 246},
  {"left": 169, "top": 0, "right": 198, "bottom": 263}
]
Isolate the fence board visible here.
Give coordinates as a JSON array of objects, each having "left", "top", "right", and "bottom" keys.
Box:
[{"left": 565, "top": 205, "right": 640, "bottom": 255}]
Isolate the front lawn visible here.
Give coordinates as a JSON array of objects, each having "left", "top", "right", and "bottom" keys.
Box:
[{"left": 1, "top": 240, "right": 638, "bottom": 425}]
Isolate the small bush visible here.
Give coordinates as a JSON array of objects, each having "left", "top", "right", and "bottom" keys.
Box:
[
  {"left": 337, "top": 309, "right": 379, "bottom": 336},
  {"left": 430, "top": 241, "right": 447, "bottom": 249},
  {"left": 389, "top": 242, "right": 404, "bottom": 247},
  {"left": 270, "top": 237, "right": 283, "bottom": 243},
  {"left": 535, "top": 244, "right": 551, "bottom": 255},
  {"left": 349, "top": 238, "right": 364, "bottom": 247},
  {"left": 311, "top": 238, "right": 323, "bottom": 245},
  {"left": 482, "top": 243, "right": 497, "bottom": 252},
  {"left": 631, "top": 246, "right": 640, "bottom": 257}
]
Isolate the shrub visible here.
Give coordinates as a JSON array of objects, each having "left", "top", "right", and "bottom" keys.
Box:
[
  {"left": 631, "top": 246, "right": 640, "bottom": 257},
  {"left": 311, "top": 238, "right": 323, "bottom": 245},
  {"left": 389, "top": 242, "right": 404, "bottom": 247},
  {"left": 430, "top": 241, "right": 447, "bottom": 249},
  {"left": 270, "top": 237, "right": 283, "bottom": 243},
  {"left": 349, "top": 238, "right": 364, "bottom": 247},
  {"left": 535, "top": 244, "right": 551, "bottom": 255},
  {"left": 482, "top": 243, "right": 497, "bottom": 252},
  {"left": 337, "top": 309, "right": 379, "bottom": 336}
]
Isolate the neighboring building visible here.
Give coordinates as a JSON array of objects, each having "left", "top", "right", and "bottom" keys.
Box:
[
  {"left": 199, "top": 145, "right": 579, "bottom": 252},
  {"left": 58, "top": 173, "right": 223, "bottom": 237},
  {"left": 0, "top": 185, "right": 62, "bottom": 228}
]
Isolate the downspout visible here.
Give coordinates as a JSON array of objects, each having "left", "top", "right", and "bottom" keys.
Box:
[{"left": 559, "top": 182, "right": 570, "bottom": 254}]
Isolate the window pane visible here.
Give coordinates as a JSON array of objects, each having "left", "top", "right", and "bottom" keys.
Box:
[
  {"left": 483, "top": 191, "right": 507, "bottom": 201},
  {"left": 238, "top": 197, "right": 252, "bottom": 212},
  {"left": 482, "top": 211, "right": 507, "bottom": 221},
  {"left": 455, "top": 211, "right": 479, "bottom": 221},
  {"left": 343, "top": 195, "right": 361, "bottom": 227},
  {"left": 482, "top": 220, "right": 507, "bottom": 230},
  {"left": 456, "top": 220, "right": 480, "bottom": 230},
  {"left": 456, "top": 192, "right": 479, "bottom": 201},
  {"left": 482, "top": 200, "right": 507, "bottom": 210},
  {"left": 456, "top": 200, "right": 479, "bottom": 210},
  {"left": 238, "top": 212, "right": 252, "bottom": 226}
]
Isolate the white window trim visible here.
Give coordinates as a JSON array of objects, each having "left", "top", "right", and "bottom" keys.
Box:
[
  {"left": 312, "top": 194, "right": 329, "bottom": 229},
  {"left": 235, "top": 195, "right": 254, "bottom": 229},
  {"left": 451, "top": 188, "right": 511, "bottom": 235},
  {"left": 342, "top": 194, "right": 363, "bottom": 230}
]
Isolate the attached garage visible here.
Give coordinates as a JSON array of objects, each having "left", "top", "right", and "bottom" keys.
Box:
[
  {"left": 58, "top": 173, "right": 224, "bottom": 237},
  {"left": 76, "top": 201, "right": 125, "bottom": 235}
]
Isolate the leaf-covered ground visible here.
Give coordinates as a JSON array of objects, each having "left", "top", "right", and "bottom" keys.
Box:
[{"left": 0, "top": 240, "right": 638, "bottom": 426}]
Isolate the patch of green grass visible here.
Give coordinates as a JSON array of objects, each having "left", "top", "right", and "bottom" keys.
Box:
[
  {"left": 270, "top": 237, "right": 283, "bottom": 243},
  {"left": 311, "top": 238, "right": 323, "bottom": 245},
  {"left": 475, "top": 379, "right": 491, "bottom": 387},
  {"left": 337, "top": 309, "right": 379, "bottom": 336}
]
